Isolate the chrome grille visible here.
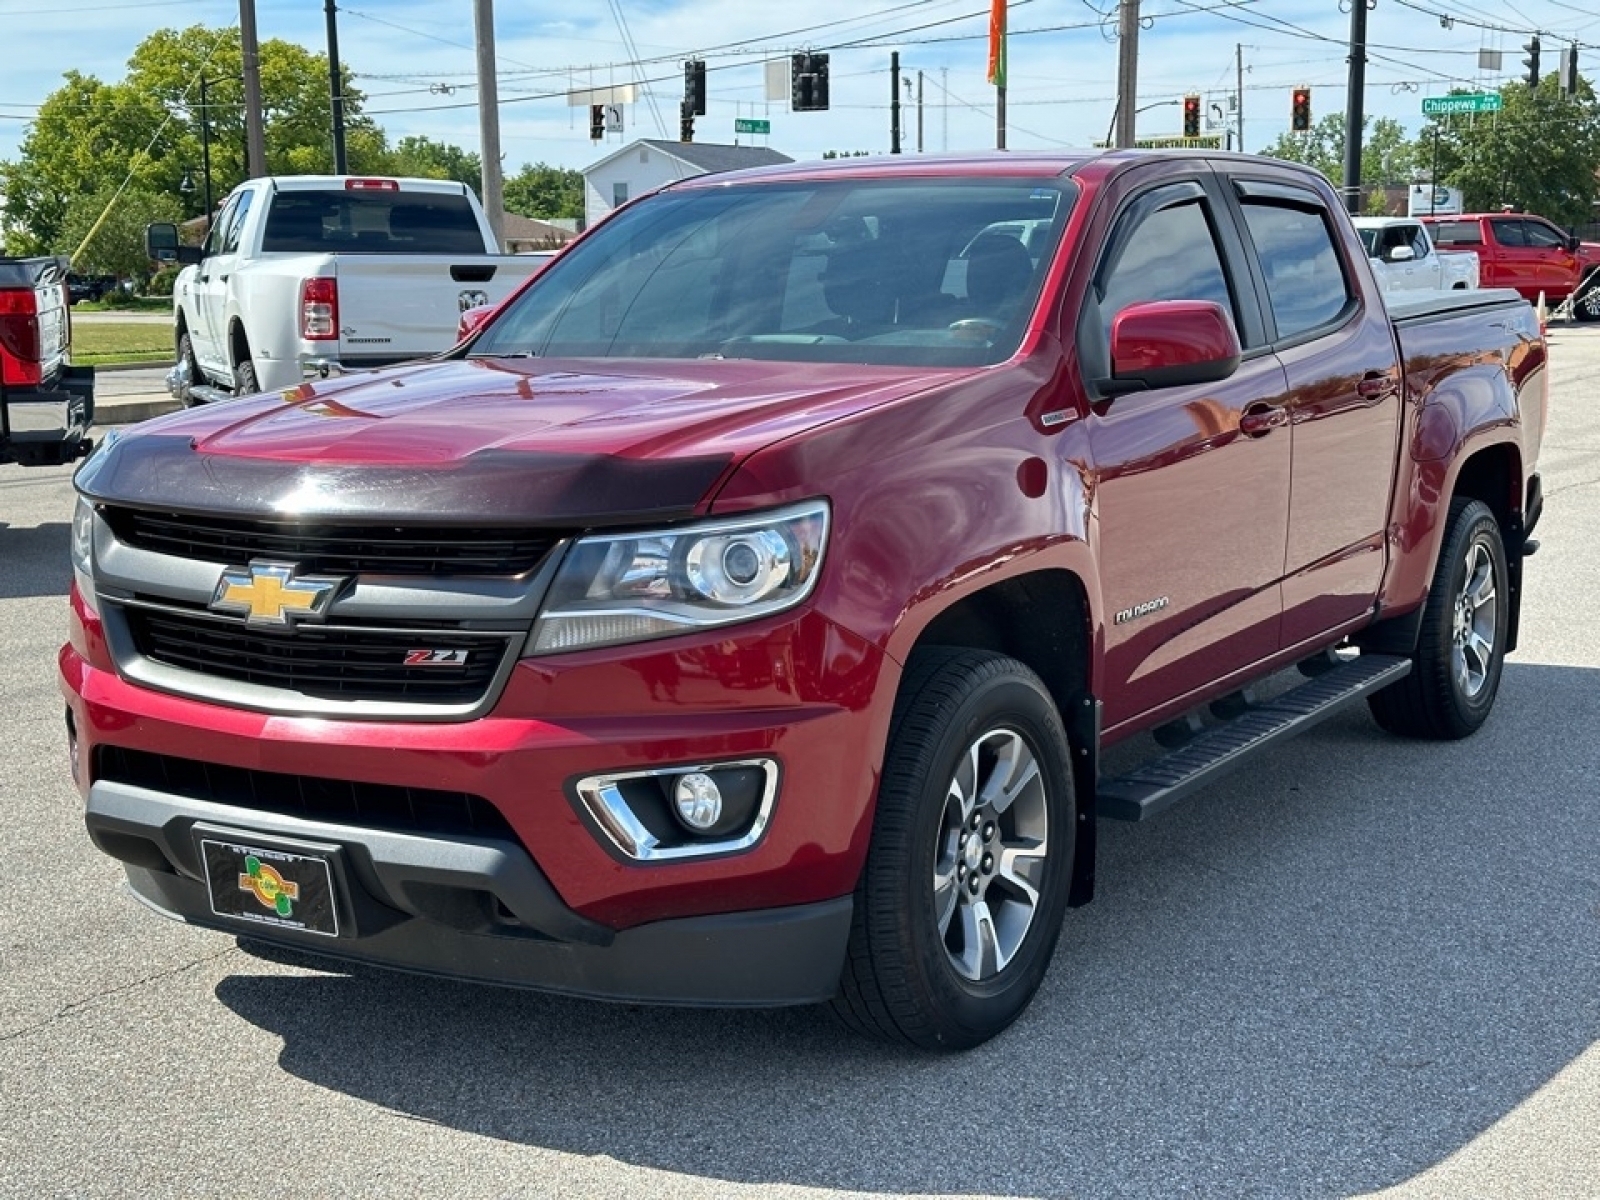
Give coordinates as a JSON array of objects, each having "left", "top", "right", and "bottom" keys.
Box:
[{"left": 103, "top": 507, "right": 557, "bottom": 577}]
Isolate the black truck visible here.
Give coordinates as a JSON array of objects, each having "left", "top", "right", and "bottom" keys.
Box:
[{"left": 1, "top": 256, "right": 94, "bottom": 468}]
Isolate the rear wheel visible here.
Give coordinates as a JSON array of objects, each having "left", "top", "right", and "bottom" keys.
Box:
[
  {"left": 233, "top": 345, "right": 260, "bottom": 396},
  {"left": 1368, "top": 498, "right": 1508, "bottom": 739},
  {"left": 832, "top": 648, "right": 1075, "bottom": 1050}
]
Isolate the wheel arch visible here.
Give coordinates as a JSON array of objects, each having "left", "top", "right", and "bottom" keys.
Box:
[{"left": 898, "top": 568, "right": 1100, "bottom": 908}]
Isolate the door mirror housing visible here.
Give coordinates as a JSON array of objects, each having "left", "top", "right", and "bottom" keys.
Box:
[
  {"left": 1387, "top": 244, "right": 1416, "bottom": 263},
  {"left": 144, "top": 223, "right": 202, "bottom": 266},
  {"left": 1568, "top": 234, "right": 1583, "bottom": 253},
  {"left": 457, "top": 301, "right": 500, "bottom": 342},
  {"left": 1105, "top": 300, "right": 1241, "bottom": 394}
]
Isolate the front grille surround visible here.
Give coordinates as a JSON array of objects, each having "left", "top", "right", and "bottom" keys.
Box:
[{"left": 102, "top": 506, "right": 560, "bottom": 578}]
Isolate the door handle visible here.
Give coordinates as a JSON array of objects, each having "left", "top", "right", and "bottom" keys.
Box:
[
  {"left": 219, "top": 275, "right": 230, "bottom": 283},
  {"left": 1239, "top": 403, "right": 1289, "bottom": 437},
  {"left": 198, "top": 275, "right": 209, "bottom": 283},
  {"left": 1356, "top": 372, "right": 1399, "bottom": 403}
]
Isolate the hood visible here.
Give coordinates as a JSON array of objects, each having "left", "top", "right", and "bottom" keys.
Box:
[{"left": 76, "top": 356, "right": 963, "bottom": 526}]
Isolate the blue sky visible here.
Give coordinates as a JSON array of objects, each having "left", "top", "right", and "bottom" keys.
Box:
[{"left": 4, "top": 0, "right": 1598, "bottom": 172}]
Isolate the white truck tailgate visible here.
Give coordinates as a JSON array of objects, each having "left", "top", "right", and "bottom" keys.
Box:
[{"left": 333, "top": 257, "right": 538, "bottom": 361}]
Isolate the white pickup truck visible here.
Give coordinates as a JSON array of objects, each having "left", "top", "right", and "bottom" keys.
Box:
[
  {"left": 1352, "top": 217, "right": 1479, "bottom": 294},
  {"left": 146, "top": 176, "right": 544, "bottom": 402}
]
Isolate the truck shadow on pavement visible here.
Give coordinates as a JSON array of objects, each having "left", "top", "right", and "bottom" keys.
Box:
[
  {"left": 214, "top": 661, "right": 1600, "bottom": 1198},
  {"left": 0, "top": 521, "right": 71, "bottom": 600}
]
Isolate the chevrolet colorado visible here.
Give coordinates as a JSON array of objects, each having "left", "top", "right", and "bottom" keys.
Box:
[{"left": 66, "top": 152, "right": 1545, "bottom": 1050}]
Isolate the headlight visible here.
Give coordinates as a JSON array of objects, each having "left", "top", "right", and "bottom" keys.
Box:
[
  {"left": 529, "top": 500, "right": 830, "bottom": 654},
  {"left": 70, "top": 495, "right": 98, "bottom": 614}
]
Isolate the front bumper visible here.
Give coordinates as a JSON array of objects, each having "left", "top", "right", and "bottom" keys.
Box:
[{"left": 86, "top": 780, "right": 852, "bottom": 1006}]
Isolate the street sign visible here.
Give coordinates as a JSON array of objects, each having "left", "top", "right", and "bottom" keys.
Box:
[
  {"left": 734, "top": 118, "right": 771, "bottom": 134},
  {"left": 1422, "top": 93, "right": 1502, "bottom": 116}
]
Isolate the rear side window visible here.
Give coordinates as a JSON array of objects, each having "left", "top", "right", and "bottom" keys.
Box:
[
  {"left": 1432, "top": 221, "right": 1482, "bottom": 245},
  {"left": 261, "top": 190, "right": 486, "bottom": 254},
  {"left": 1239, "top": 202, "right": 1351, "bottom": 340}
]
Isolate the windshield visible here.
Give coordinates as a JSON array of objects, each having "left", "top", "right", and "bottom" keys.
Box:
[{"left": 470, "top": 178, "right": 1074, "bottom": 368}]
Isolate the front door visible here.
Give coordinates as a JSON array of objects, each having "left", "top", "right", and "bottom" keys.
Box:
[{"left": 1077, "top": 174, "right": 1291, "bottom": 732}]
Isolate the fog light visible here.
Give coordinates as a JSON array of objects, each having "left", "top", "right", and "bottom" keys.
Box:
[{"left": 672, "top": 772, "right": 724, "bottom": 832}]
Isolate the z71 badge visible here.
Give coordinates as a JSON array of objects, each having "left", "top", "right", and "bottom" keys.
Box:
[{"left": 404, "top": 648, "right": 471, "bottom": 667}]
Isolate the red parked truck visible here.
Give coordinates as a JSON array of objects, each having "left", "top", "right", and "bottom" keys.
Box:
[
  {"left": 64, "top": 152, "right": 1545, "bottom": 1049},
  {"left": 1421, "top": 211, "right": 1600, "bottom": 318},
  {"left": 1, "top": 255, "right": 95, "bottom": 468}
]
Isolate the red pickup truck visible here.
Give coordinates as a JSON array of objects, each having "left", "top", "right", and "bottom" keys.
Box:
[
  {"left": 1, "top": 255, "right": 95, "bottom": 468},
  {"left": 1421, "top": 212, "right": 1600, "bottom": 318},
  {"left": 64, "top": 152, "right": 1545, "bottom": 1050}
]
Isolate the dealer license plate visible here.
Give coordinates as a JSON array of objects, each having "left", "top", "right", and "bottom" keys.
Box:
[{"left": 200, "top": 837, "right": 340, "bottom": 938}]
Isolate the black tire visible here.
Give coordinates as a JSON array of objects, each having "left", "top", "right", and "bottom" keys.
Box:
[
  {"left": 234, "top": 347, "right": 260, "bottom": 396},
  {"left": 831, "top": 647, "right": 1075, "bottom": 1051},
  {"left": 175, "top": 329, "right": 202, "bottom": 406},
  {"left": 1368, "top": 498, "right": 1508, "bottom": 739},
  {"left": 1574, "top": 272, "right": 1600, "bottom": 323}
]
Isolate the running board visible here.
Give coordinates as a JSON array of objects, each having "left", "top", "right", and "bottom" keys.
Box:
[{"left": 1096, "top": 654, "right": 1412, "bottom": 822}]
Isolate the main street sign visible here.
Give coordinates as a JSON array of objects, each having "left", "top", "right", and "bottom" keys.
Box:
[
  {"left": 1422, "top": 93, "right": 1503, "bottom": 116},
  {"left": 734, "top": 118, "right": 771, "bottom": 134}
]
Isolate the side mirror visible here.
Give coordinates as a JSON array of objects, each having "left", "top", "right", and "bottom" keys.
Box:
[
  {"left": 457, "top": 301, "right": 499, "bottom": 342},
  {"left": 1568, "top": 234, "right": 1582, "bottom": 253},
  {"left": 1388, "top": 245, "right": 1416, "bottom": 263},
  {"left": 1107, "top": 300, "right": 1241, "bottom": 394},
  {"left": 144, "top": 223, "right": 201, "bottom": 266}
]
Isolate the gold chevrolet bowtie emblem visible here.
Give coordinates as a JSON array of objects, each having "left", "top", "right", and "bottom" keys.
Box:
[{"left": 210, "top": 561, "right": 344, "bottom": 628}]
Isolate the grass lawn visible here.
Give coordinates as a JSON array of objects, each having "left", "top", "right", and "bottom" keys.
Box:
[
  {"left": 70, "top": 322, "right": 173, "bottom": 365},
  {"left": 72, "top": 296, "right": 172, "bottom": 314}
]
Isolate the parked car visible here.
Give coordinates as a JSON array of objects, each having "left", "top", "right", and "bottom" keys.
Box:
[
  {"left": 1351, "top": 217, "right": 1478, "bottom": 292},
  {"left": 1, "top": 255, "right": 94, "bottom": 468},
  {"left": 66, "top": 273, "right": 117, "bottom": 305},
  {"left": 1422, "top": 212, "right": 1600, "bottom": 318},
  {"left": 70, "top": 151, "right": 1545, "bottom": 1050},
  {"left": 145, "top": 175, "right": 548, "bottom": 403}
]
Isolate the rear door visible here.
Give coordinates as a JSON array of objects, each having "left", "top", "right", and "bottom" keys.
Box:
[
  {"left": 1076, "top": 166, "right": 1291, "bottom": 728},
  {"left": 1228, "top": 176, "right": 1404, "bottom": 647}
]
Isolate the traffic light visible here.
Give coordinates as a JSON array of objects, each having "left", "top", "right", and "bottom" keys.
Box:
[
  {"left": 1561, "top": 45, "right": 1579, "bottom": 97},
  {"left": 589, "top": 104, "right": 604, "bottom": 140},
  {"left": 1182, "top": 94, "right": 1201, "bottom": 138},
  {"left": 1291, "top": 86, "right": 1312, "bottom": 133},
  {"left": 1523, "top": 36, "right": 1540, "bottom": 88},
  {"left": 684, "top": 59, "right": 707, "bottom": 117},
  {"left": 680, "top": 100, "right": 695, "bottom": 143},
  {"left": 791, "top": 52, "right": 830, "bottom": 112}
]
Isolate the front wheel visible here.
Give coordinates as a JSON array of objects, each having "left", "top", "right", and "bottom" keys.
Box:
[
  {"left": 832, "top": 648, "right": 1075, "bottom": 1050},
  {"left": 1368, "top": 497, "right": 1508, "bottom": 739},
  {"left": 1574, "top": 273, "right": 1600, "bottom": 323}
]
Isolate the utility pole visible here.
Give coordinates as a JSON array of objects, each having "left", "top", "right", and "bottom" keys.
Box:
[
  {"left": 239, "top": 0, "right": 267, "bottom": 178},
  {"left": 1342, "top": 0, "right": 1369, "bottom": 214},
  {"left": 1236, "top": 43, "right": 1245, "bottom": 153},
  {"left": 324, "top": 0, "right": 347, "bottom": 173},
  {"left": 474, "top": 0, "right": 505, "bottom": 250},
  {"left": 917, "top": 70, "right": 925, "bottom": 153},
  {"left": 941, "top": 67, "right": 949, "bottom": 152},
  {"left": 1114, "top": 0, "right": 1140, "bottom": 148},
  {"left": 891, "top": 52, "right": 902, "bottom": 154},
  {"left": 199, "top": 77, "right": 214, "bottom": 220}
]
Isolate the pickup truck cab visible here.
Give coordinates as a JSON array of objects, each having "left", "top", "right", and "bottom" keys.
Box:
[
  {"left": 1, "top": 255, "right": 94, "bottom": 468},
  {"left": 145, "top": 175, "right": 545, "bottom": 402},
  {"left": 69, "top": 152, "right": 1545, "bottom": 1050},
  {"left": 1422, "top": 212, "right": 1600, "bottom": 316},
  {"left": 1352, "top": 216, "right": 1478, "bottom": 292}
]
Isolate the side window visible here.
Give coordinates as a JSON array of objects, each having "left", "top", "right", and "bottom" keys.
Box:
[
  {"left": 1492, "top": 219, "right": 1527, "bottom": 247},
  {"left": 204, "top": 195, "right": 238, "bottom": 257},
  {"left": 222, "top": 190, "right": 253, "bottom": 254},
  {"left": 1239, "top": 201, "right": 1351, "bottom": 341},
  {"left": 1410, "top": 227, "right": 1431, "bottom": 258},
  {"left": 1097, "top": 198, "right": 1237, "bottom": 343},
  {"left": 1432, "top": 221, "right": 1482, "bottom": 246},
  {"left": 1523, "top": 220, "right": 1566, "bottom": 249},
  {"left": 612, "top": 182, "right": 629, "bottom": 208}
]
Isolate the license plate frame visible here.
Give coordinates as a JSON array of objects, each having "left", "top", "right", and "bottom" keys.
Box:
[{"left": 197, "top": 831, "right": 343, "bottom": 938}]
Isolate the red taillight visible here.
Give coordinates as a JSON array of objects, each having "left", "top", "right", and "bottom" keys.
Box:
[
  {"left": 299, "top": 277, "right": 339, "bottom": 341},
  {"left": 0, "top": 287, "right": 42, "bottom": 386},
  {"left": 344, "top": 178, "right": 400, "bottom": 191}
]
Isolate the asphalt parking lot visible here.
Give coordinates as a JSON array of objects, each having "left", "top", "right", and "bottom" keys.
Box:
[{"left": 2, "top": 326, "right": 1597, "bottom": 1198}]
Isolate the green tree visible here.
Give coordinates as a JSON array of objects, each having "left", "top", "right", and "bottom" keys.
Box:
[
  {"left": 60, "top": 186, "right": 183, "bottom": 279},
  {"left": 503, "top": 163, "right": 583, "bottom": 220},
  {"left": 1261, "top": 115, "right": 1418, "bottom": 192},
  {"left": 1, "top": 25, "right": 387, "bottom": 255},
  {"left": 388, "top": 135, "right": 481, "bottom": 189},
  {"left": 1422, "top": 77, "right": 1600, "bottom": 226}
]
